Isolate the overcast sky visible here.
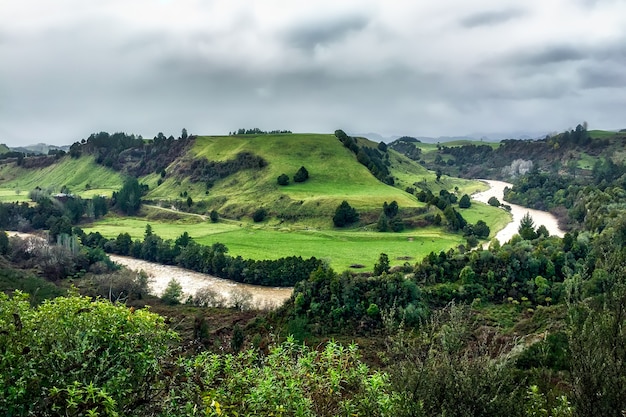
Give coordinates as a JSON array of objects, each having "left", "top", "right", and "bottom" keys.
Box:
[{"left": 2, "top": 0, "right": 626, "bottom": 147}]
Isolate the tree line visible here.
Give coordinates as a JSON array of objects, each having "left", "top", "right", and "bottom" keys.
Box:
[
  {"left": 335, "top": 129, "right": 394, "bottom": 185},
  {"left": 80, "top": 225, "right": 323, "bottom": 287}
]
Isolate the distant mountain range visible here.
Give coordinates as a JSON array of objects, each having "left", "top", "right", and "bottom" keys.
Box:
[
  {"left": 2, "top": 143, "right": 71, "bottom": 155},
  {"left": 351, "top": 131, "right": 550, "bottom": 143}
]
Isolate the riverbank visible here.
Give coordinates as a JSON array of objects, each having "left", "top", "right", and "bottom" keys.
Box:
[{"left": 472, "top": 179, "right": 565, "bottom": 244}]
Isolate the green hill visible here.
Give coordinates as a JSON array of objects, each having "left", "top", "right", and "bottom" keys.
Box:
[
  {"left": 0, "top": 144, "right": 9, "bottom": 154},
  {"left": 0, "top": 155, "right": 124, "bottom": 198},
  {"left": 0, "top": 133, "right": 507, "bottom": 270},
  {"left": 142, "top": 133, "right": 486, "bottom": 224}
]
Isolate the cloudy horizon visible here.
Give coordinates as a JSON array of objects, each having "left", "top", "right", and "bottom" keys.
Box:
[{"left": 1, "top": 0, "right": 625, "bottom": 147}]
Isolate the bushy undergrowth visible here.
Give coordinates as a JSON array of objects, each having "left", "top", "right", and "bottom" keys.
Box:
[{"left": 0, "top": 291, "right": 178, "bottom": 416}]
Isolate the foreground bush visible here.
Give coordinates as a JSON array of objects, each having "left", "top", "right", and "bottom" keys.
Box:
[
  {"left": 164, "top": 337, "right": 400, "bottom": 416},
  {"left": 0, "top": 291, "right": 178, "bottom": 416}
]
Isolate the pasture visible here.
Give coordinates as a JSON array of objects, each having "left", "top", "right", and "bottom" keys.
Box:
[{"left": 83, "top": 215, "right": 472, "bottom": 272}]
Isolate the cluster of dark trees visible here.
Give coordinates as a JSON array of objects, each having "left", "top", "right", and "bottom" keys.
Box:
[
  {"left": 111, "top": 177, "right": 147, "bottom": 215},
  {"left": 376, "top": 201, "right": 404, "bottom": 232},
  {"left": 0, "top": 230, "right": 115, "bottom": 281},
  {"left": 277, "top": 166, "right": 309, "bottom": 186},
  {"left": 334, "top": 130, "right": 394, "bottom": 185},
  {"left": 68, "top": 130, "right": 193, "bottom": 178},
  {"left": 230, "top": 128, "right": 292, "bottom": 135},
  {"left": 409, "top": 123, "right": 618, "bottom": 179},
  {"left": 287, "top": 214, "right": 588, "bottom": 330},
  {"left": 415, "top": 188, "right": 488, "bottom": 241},
  {"left": 287, "top": 264, "right": 424, "bottom": 333},
  {"left": 387, "top": 137, "right": 423, "bottom": 161},
  {"left": 332, "top": 201, "right": 359, "bottom": 227},
  {"left": 504, "top": 157, "right": 626, "bottom": 230},
  {"left": 175, "top": 151, "right": 268, "bottom": 190},
  {"left": 0, "top": 194, "right": 108, "bottom": 240},
  {"left": 80, "top": 226, "right": 323, "bottom": 287}
]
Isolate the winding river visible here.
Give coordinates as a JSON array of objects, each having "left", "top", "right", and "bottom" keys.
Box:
[
  {"left": 8, "top": 180, "right": 564, "bottom": 306},
  {"left": 472, "top": 179, "right": 565, "bottom": 243}
]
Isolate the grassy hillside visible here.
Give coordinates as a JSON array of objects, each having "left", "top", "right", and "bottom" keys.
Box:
[
  {"left": 147, "top": 134, "right": 421, "bottom": 222},
  {"left": 0, "top": 155, "right": 124, "bottom": 197},
  {"left": 0, "top": 133, "right": 509, "bottom": 271},
  {"left": 145, "top": 134, "right": 490, "bottom": 224},
  {"left": 87, "top": 134, "right": 507, "bottom": 271},
  {"left": 0, "top": 144, "right": 9, "bottom": 154}
]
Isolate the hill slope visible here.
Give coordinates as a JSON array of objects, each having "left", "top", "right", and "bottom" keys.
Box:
[
  {"left": 145, "top": 134, "right": 439, "bottom": 223},
  {"left": 0, "top": 155, "right": 124, "bottom": 197}
]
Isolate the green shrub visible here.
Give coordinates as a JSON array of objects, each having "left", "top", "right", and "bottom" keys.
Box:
[
  {"left": 0, "top": 291, "right": 177, "bottom": 415},
  {"left": 293, "top": 166, "right": 309, "bottom": 183},
  {"left": 252, "top": 207, "right": 267, "bottom": 222},
  {"left": 161, "top": 278, "right": 183, "bottom": 305},
  {"left": 164, "top": 337, "right": 400, "bottom": 416},
  {"left": 277, "top": 173, "right": 289, "bottom": 185}
]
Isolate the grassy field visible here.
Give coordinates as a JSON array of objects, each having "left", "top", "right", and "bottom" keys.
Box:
[
  {"left": 459, "top": 202, "right": 511, "bottom": 239},
  {"left": 82, "top": 214, "right": 470, "bottom": 272},
  {"left": 577, "top": 153, "right": 600, "bottom": 170},
  {"left": 588, "top": 129, "right": 621, "bottom": 139},
  {"left": 0, "top": 188, "right": 31, "bottom": 203},
  {"left": 0, "top": 156, "right": 124, "bottom": 197}
]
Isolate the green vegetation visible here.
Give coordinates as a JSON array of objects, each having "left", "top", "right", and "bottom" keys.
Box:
[
  {"left": 0, "top": 155, "right": 124, "bottom": 198},
  {"left": 0, "top": 291, "right": 178, "bottom": 416},
  {"left": 2, "top": 123, "right": 626, "bottom": 415},
  {"left": 82, "top": 215, "right": 465, "bottom": 272}
]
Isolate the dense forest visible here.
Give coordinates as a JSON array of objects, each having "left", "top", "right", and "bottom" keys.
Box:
[{"left": 1, "top": 126, "right": 626, "bottom": 415}]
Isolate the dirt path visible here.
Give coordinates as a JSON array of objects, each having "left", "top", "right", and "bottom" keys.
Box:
[
  {"left": 144, "top": 204, "right": 207, "bottom": 221},
  {"left": 472, "top": 179, "right": 565, "bottom": 244}
]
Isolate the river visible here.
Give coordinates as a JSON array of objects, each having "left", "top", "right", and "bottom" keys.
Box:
[
  {"left": 6, "top": 231, "right": 293, "bottom": 308},
  {"left": 472, "top": 179, "right": 565, "bottom": 244},
  {"left": 7, "top": 180, "right": 564, "bottom": 305},
  {"left": 108, "top": 255, "right": 293, "bottom": 308}
]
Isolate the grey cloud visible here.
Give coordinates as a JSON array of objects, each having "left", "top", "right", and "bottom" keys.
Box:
[
  {"left": 2, "top": 1, "right": 626, "bottom": 146},
  {"left": 460, "top": 9, "right": 526, "bottom": 28},
  {"left": 514, "top": 46, "right": 586, "bottom": 66},
  {"left": 284, "top": 14, "right": 371, "bottom": 50},
  {"left": 579, "top": 66, "right": 626, "bottom": 88}
]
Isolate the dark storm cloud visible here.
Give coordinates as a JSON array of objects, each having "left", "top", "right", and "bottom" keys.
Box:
[{"left": 460, "top": 9, "right": 526, "bottom": 28}]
